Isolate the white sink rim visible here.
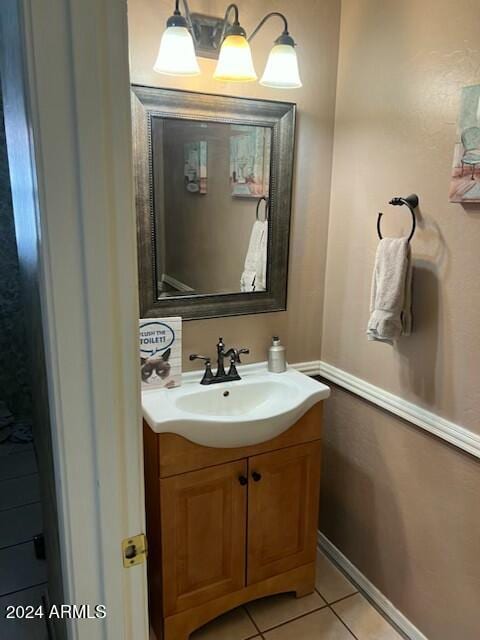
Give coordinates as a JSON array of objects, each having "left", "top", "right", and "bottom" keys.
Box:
[{"left": 142, "top": 362, "right": 330, "bottom": 448}]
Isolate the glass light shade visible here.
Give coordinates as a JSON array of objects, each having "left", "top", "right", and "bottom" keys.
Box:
[
  {"left": 153, "top": 26, "right": 200, "bottom": 76},
  {"left": 213, "top": 35, "right": 257, "bottom": 82},
  {"left": 260, "top": 44, "right": 302, "bottom": 89}
]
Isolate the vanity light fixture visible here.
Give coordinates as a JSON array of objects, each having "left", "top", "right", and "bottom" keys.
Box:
[
  {"left": 153, "top": 0, "right": 200, "bottom": 76},
  {"left": 213, "top": 5, "right": 256, "bottom": 82},
  {"left": 254, "top": 16, "right": 302, "bottom": 89},
  {"left": 154, "top": 2, "right": 302, "bottom": 89}
]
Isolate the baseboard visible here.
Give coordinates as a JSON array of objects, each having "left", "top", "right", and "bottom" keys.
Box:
[{"left": 317, "top": 532, "right": 428, "bottom": 640}]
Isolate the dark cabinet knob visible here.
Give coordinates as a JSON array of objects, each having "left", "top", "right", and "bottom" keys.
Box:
[
  {"left": 252, "top": 471, "right": 262, "bottom": 482},
  {"left": 238, "top": 475, "right": 248, "bottom": 486}
]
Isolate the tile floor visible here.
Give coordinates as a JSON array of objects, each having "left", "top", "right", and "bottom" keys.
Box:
[
  {"left": 0, "top": 440, "right": 49, "bottom": 639},
  {"left": 151, "top": 549, "right": 404, "bottom": 640}
]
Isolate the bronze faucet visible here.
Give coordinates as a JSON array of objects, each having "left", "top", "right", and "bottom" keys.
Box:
[{"left": 189, "top": 337, "right": 250, "bottom": 385}]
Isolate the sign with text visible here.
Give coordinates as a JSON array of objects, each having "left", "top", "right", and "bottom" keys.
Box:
[{"left": 139, "top": 317, "right": 182, "bottom": 389}]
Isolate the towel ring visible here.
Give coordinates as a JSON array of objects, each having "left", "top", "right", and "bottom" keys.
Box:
[
  {"left": 377, "top": 194, "right": 419, "bottom": 243},
  {"left": 256, "top": 196, "right": 269, "bottom": 222}
]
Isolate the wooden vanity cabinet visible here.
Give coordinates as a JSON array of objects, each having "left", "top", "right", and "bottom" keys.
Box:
[
  {"left": 143, "top": 403, "right": 322, "bottom": 640},
  {"left": 247, "top": 442, "right": 321, "bottom": 585},
  {"left": 160, "top": 460, "right": 247, "bottom": 616}
]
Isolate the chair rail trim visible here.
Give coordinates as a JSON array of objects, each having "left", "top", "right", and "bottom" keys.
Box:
[{"left": 291, "top": 360, "right": 480, "bottom": 460}]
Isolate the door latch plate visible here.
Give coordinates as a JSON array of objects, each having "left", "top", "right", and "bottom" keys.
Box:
[{"left": 122, "top": 533, "right": 147, "bottom": 568}]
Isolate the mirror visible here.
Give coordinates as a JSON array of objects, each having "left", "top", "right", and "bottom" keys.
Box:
[
  {"left": 132, "top": 87, "right": 295, "bottom": 319},
  {"left": 155, "top": 119, "right": 271, "bottom": 296}
]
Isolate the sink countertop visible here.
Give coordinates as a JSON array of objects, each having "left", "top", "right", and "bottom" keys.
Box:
[{"left": 142, "top": 362, "right": 330, "bottom": 448}]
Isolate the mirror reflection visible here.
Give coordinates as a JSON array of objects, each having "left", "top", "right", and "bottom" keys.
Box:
[{"left": 152, "top": 117, "right": 272, "bottom": 298}]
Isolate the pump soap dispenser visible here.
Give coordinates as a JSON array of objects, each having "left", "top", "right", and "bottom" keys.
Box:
[{"left": 268, "top": 336, "right": 287, "bottom": 373}]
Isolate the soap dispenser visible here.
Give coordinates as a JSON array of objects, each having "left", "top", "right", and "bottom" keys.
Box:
[{"left": 268, "top": 336, "right": 287, "bottom": 373}]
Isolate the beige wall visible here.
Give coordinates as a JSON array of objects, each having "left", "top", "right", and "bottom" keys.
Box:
[
  {"left": 321, "top": 386, "right": 480, "bottom": 640},
  {"left": 128, "top": 0, "right": 341, "bottom": 368},
  {"left": 322, "top": 0, "right": 480, "bottom": 432},
  {"left": 321, "top": 2, "right": 480, "bottom": 638}
]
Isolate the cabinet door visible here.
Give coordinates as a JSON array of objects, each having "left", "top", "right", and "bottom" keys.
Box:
[
  {"left": 247, "top": 441, "right": 321, "bottom": 584},
  {"left": 160, "top": 459, "right": 247, "bottom": 615}
]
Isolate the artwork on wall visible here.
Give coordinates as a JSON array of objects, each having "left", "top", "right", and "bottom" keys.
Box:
[
  {"left": 184, "top": 141, "right": 207, "bottom": 194},
  {"left": 449, "top": 84, "right": 480, "bottom": 203},
  {"left": 230, "top": 125, "right": 271, "bottom": 198}
]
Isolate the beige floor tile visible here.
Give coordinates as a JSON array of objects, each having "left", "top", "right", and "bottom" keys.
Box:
[
  {"left": 264, "top": 607, "right": 355, "bottom": 640},
  {"left": 315, "top": 550, "right": 357, "bottom": 603},
  {"left": 246, "top": 591, "right": 326, "bottom": 631},
  {"left": 150, "top": 625, "right": 260, "bottom": 640},
  {"left": 333, "top": 593, "right": 403, "bottom": 640},
  {"left": 191, "top": 606, "right": 258, "bottom": 640}
]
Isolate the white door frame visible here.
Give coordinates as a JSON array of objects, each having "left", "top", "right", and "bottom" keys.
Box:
[{"left": 0, "top": 1, "right": 149, "bottom": 638}]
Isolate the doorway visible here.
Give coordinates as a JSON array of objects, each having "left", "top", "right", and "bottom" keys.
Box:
[{"left": 0, "top": 84, "right": 64, "bottom": 640}]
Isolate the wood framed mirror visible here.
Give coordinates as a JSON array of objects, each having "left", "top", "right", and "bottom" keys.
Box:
[{"left": 131, "top": 86, "right": 295, "bottom": 320}]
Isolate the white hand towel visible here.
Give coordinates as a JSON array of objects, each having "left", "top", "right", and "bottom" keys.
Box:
[
  {"left": 255, "top": 221, "right": 268, "bottom": 291},
  {"left": 241, "top": 220, "right": 268, "bottom": 292},
  {"left": 367, "top": 237, "right": 412, "bottom": 344}
]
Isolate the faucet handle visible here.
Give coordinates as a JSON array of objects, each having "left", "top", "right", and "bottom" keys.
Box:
[
  {"left": 190, "top": 354, "right": 214, "bottom": 385},
  {"left": 235, "top": 348, "right": 250, "bottom": 364},
  {"left": 189, "top": 354, "right": 211, "bottom": 364}
]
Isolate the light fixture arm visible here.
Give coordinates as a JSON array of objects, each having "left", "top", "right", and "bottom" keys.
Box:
[
  {"left": 222, "top": 3, "right": 240, "bottom": 25},
  {"left": 248, "top": 12, "right": 289, "bottom": 42},
  {"left": 218, "top": 4, "right": 243, "bottom": 43},
  {"left": 174, "top": 0, "right": 192, "bottom": 21},
  {"left": 171, "top": 0, "right": 198, "bottom": 45}
]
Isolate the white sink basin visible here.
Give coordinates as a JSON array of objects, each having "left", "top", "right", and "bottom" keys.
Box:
[{"left": 142, "top": 363, "right": 330, "bottom": 448}]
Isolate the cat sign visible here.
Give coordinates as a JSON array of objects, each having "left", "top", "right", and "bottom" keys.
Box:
[{"left": 139, "top": 317, "right": 182, "bottom": 389}]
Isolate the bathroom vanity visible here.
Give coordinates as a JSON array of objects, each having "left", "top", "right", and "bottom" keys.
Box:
[{"left": 142, "top": 365, "right": 329, "bottom": 640}]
